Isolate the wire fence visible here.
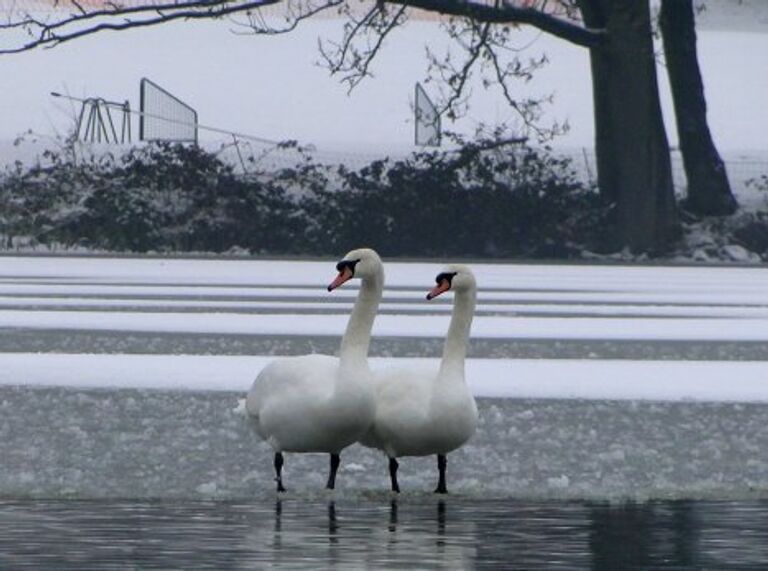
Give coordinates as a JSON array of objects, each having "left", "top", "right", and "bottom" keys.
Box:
[
  {"left": 216, "top": 140, "right": 768, "bottom": 195},
  {"left": 3, "top": 134, "right": 767, "bottom": 198},
  {"left": 568, "top": 148, "right": 768, "bottom": 196}
]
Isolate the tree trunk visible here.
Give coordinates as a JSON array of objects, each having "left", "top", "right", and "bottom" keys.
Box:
[
  {"left": 659, "top": 0, "right": 737, "bottom": 216},
  {"left": 578, "top": 0, "right": 680, "bottom": 253}
]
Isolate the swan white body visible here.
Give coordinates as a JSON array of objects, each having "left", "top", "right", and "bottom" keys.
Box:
[
  {"left": 360, "top": 265, "right": 478, "bottom": 491},
  {"left": 360, "top": 364, "right": 477, "bottom": 458},
  {"left": 247, "top": 354, "right": 374, "bottom": 453},
  {"left": 245, "top": 248, "right": 383, "bottom": 489}
]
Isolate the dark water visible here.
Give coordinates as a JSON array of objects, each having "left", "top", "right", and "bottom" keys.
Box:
[{"left": 2, "top": 498, "right": 768, "bottom": 569}]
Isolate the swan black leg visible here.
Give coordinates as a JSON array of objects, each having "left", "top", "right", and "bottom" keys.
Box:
[
  {"left": 434, "top": 454, "right": 448, "bottom": 494},
  {"left": 326, "top": 453, "right": 341, "bottom": 490},
  {"left": 274, "top": 452, "right": 287, "bottom": 493},
  {"left": 389, "top": 457, "right": 401, "bottom": 493}
]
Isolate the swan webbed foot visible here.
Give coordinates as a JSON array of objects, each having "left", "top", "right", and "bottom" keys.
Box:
[
  {"left": 434, "top": 454, "right": 448, "bottom": 494},
  {"left": 326, "top": 453, "right": 341, "bottom": 490},
  {"left": 388, "top": 457, "right": 400, "bottom": 493}
]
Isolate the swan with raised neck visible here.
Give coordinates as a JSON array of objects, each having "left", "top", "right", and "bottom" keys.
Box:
[
  {"left": 359, "top": 264, "right": 478, "bottom": 494},
  {"left": 330, "top": 248, "right": 384, "bottom": 374},
  {"left": 246, "top": 248, "right": 383, "bottom": 492}
]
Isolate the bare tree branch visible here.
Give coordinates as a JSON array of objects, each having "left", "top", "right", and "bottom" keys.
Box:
[
  {"left": 0, "top": 0, "right": 286, "bottom": 53},
  {"left": 1, "top": 1, "right": 230, "bottom": 33},
  {"left": 343, "top": 4, "right": 408, "bottom": 88},
  {"left": 384, "top": 0, "right": 603, "bottom": 47},
  {"left": 440, "top": 18, "right": 492, "bottom": 118},
  {"left": 231, "top": 0, "right": 343, "bottom": 35},
  {"left": 486, "top": 43, "right": 555, "bottom": 139},
  {"left": 318, "top": 2, "right": 409, "bottom": 91},
  {"left": 1, "top": 0, "right": 603, "bottom": 54},
  {"left": 318, "top": 2, "right": 381, "bottom": 78}
]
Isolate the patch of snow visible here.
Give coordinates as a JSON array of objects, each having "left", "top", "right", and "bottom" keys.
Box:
[
  {"left": 3, "top": 353, "right": 768, "bottom": 403},
  {"left": 722, "top": 244, "right": 756, "bottom": 262},
  {"left": 7, "top": 309, "right": 768, "bottom": 342},
  {"left": 232, "top": 398, "right": 247, "bottom": 416}
]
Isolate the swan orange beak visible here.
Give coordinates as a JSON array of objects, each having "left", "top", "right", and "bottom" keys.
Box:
[
  {"left": 328, "top": 266, "right": 354, "bottom": 291},
  {"left": 426, "top": 279, "right": 451, "bottom": 300}
]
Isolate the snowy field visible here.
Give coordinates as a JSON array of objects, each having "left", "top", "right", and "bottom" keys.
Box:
[{"left": 2, "top": 255, "right": 768, "bottom": 501}]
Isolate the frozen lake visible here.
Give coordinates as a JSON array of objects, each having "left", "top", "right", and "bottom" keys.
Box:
[
  {"left": 3, "top": 255, "right": 768, "bottom": 566},
  {"left": 4, "top": 255, "right": 768, "bottom": 399}
]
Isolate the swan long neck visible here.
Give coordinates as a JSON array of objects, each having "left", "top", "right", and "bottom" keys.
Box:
[
  {"left": 339, "top": 267, "right": 383, "bottom": 372},
  {"left": 439, "top": 287, "right": 476, "bottom": 377}
]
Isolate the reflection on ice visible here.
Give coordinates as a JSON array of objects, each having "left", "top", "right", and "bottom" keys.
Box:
[
  {"left": 249, "top": 499, "right": 477, "bottom": 568},
  {"left": 2, "top": 498, "right": 768, "bottom": 568}
]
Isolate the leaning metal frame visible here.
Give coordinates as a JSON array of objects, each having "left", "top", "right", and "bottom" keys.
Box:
[
  {"left": 139, "top": 77, "right": 198, "bottom": 144},
  {"left": 414, "top": 82, "right": 441, "bottom": 147}
]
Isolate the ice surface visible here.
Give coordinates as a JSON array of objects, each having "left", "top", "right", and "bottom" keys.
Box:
[
  {"left": 9, "top": 310, "right": 768, "bottom": 342},
  {"left": 1, "top": 256, "right": 768, "bottom": 501},
  {"left": 3, "top": 257, "right": 768, "bottom": 343},
  {"left": 4, "top": 257, "right": 768, "bottom": 400},
  {"left": 3, "top": 385, "right": 768, "bottom": 501}
]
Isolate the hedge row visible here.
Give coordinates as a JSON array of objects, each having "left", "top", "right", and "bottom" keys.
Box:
[{"left": 0, "top": 139, "right": 605, "bottom": 258}]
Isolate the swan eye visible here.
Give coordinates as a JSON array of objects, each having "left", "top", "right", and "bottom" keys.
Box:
[
  {"left": 336, "top": 259, "right": 360, "bottom": 274},
  {"left": 435, "top": 272, "right": 458, "bottom": 285}
]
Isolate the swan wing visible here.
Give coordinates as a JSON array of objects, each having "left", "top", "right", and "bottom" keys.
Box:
[
  {"left": 246, "top": 354, "right": 338, "bottom": 419},
  {"left": 246, "top": 354, "right": 375, "bottom": 452}
]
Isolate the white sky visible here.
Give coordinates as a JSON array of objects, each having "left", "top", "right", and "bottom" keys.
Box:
[{"left": 0, "top": 15, "right": 766, "bottom": 152}]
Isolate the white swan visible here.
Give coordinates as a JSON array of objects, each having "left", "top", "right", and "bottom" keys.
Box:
[
  {"left": 246, "top": 248, "right": 383, "bottom": 492},
  {"left": 360, "top": 264, "right": 478, "bottom": 494}
]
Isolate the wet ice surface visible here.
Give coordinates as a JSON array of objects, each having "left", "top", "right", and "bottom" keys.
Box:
[
  {"left": 2, "top": 497, "right": 768, "bottom": 569},
  {"left": 3, "top": 385, "right": 768, "bottom": 501}
]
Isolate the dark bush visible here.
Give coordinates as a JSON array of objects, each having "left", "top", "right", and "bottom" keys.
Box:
[
  {"left": 0, "top": 138, "right": 603, "bottom": 258},
  {"left": 304, "top": 138, "right": 603, "bottom": 257}
]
